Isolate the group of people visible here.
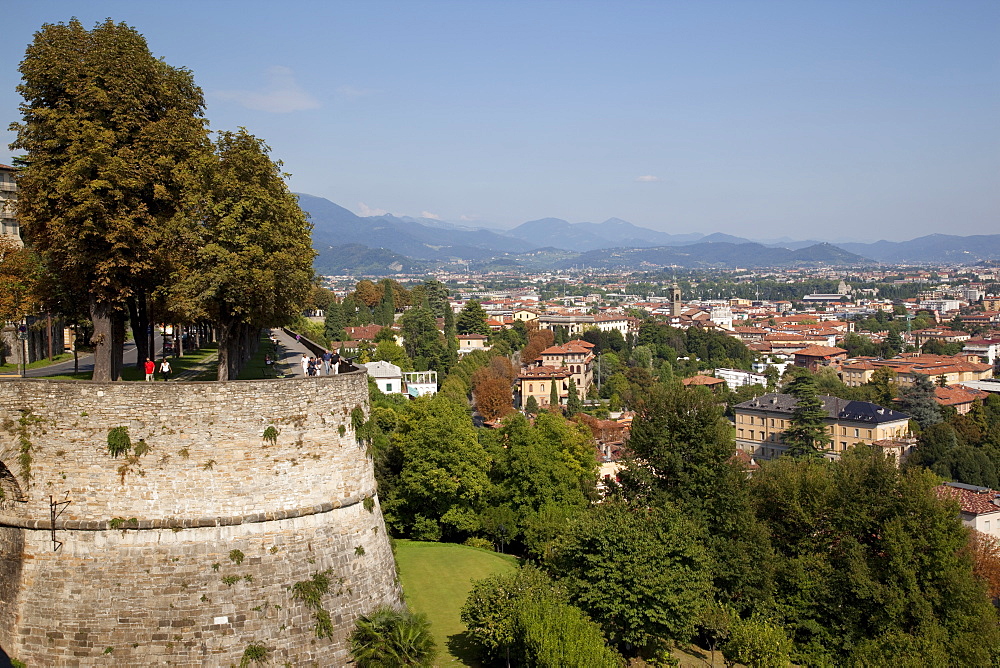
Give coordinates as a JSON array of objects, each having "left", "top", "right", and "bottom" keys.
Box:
[
  {"left": 299, "top": 350, "right": 342, "bottom": 377},
  {"left": 143, "top": 357, "right": 172, "bottom": 381}
]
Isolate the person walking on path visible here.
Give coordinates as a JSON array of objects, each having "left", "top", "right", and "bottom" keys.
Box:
[
  {"left": 144, "top": 358, "right": 155, "bottom": 382},
  {"left": 322, "top": 350, "right": 332, "bottom": 375},
  {"left": 300, "top": 354, "right": 309, "bottom": 376},
  {"left": 159, "top": 358, "right": 172, "bottom": 381}
]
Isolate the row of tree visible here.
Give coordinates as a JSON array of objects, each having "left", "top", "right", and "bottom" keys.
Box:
[
  {"left": 7, "top": 19, "right": 313, "bottom": 379},
  {"left": 456, "top": 381, "right": 1000, "bottom": 665}
]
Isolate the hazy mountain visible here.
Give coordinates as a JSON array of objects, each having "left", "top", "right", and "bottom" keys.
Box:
[
  {"left": 298, "top": 193, "right": 998, "bottom": 269},
  {"left": 297, "top": 193, "right": 534, "bottom": 261},
  {"left": 504, "top": 217, "right": 702, "bottom": 251},
  {"left": 314, "top": 243, "right": 426, "bottom": 275},
  {"left": 837, "top": 234, "right": 1000, "bottom": 263},
  {"left": 558, "top": 242, "right": 869, "bottom": 270}
]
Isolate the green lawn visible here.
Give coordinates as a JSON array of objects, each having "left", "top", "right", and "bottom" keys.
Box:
[
  {"left": 0, "top": 351, "right": 75, "bottom": 375},
  {"left": 236, "top": 334, "right": 286, "bottom": 380},
  {"left": 394, "top": 540, "right": 519, "bottom": 667}
]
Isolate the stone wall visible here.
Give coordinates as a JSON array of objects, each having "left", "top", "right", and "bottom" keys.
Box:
[{"left": 0, "top": 372, "right": 401, "bottom": 666}]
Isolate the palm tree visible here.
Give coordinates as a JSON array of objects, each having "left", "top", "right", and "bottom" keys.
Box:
[{"left": 350, "top": 605, "right": 436, "bottom": 667}]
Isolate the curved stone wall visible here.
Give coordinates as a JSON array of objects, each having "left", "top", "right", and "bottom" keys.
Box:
[{"left": 0, "top": 373, "right": 401, "bottom": 666}]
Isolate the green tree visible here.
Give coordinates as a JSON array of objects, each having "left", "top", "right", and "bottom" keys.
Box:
[
  {"left": 399, "top": 307, "right": 447, "bottom": 373},
  {"left": 462, "top": 566, "right": 621, "bottom": 668},
  {"left": 548, "top": 501, "right": 712, "bottom": 651},
  {"left": 177, "top": 129, "right": 313, "bottom": 379},
  {"left": 723, "top": 616, "right": 792, "bottom": 668},
  {"left": 349, "top": 605, "right": 436, "bottom": 667},
  {"left": 11, "top": 18, "right": 209, "bottom": 380},
  {"left": 323, "top": 300, "right": 347, "bottom": 342},
  {"left": 374, "top": 278, "right": 396, "bottom": 326},
  {"left": 897, "top": 374, "right": 941, "bottom": 429},
  {"left": 524, "top": 395, "right": 539, "bottom": 415},
  {"left": 457, "top": 299, "right": 491, "bottom": 336},
  {"left": 383, "top": 395, "right": 493, "bottom": 540},
  {"left": 782, "top": 373, "right": 830, "bottom": 458},
  {"left": 374, "top": 340, "right": 412, "bottom": 371},
  {"left": 549, "top": 378, "right": 560, "bottom": 410},
  {"left": 565, "top": 378, "right": 582, "bottom": 416}
]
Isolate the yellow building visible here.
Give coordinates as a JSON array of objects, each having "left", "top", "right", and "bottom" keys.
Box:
[{"left": 735, "top": 393, "right": 910, "bottom": 461}]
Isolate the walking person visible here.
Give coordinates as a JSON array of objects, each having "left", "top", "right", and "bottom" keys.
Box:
[
  {"left": 300, "top": 354, "right": 309, "bottom": 376},
  {"left": 322, "top": 350, "right": 332, "bottom": 375},
  {"left": 159, "top": 358, "right": 172, "bottom": 381},
  {"left": 144, "top": 358, "right": 155, "bottom": 382}
]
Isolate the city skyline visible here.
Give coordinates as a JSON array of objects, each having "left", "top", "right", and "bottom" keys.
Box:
[{"left": 2, "top": 1, "right": 998, "bottom": 241}]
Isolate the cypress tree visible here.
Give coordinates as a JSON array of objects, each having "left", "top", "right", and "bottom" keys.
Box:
[
  {"left": 549, "top": 379, "right": 560, "bottom": 410},
  {"left": 566, "top": 378, "right": 582, "bottom": 416}
]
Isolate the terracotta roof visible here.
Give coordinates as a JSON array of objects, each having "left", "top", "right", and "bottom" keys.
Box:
[
  {"left": 345, "top": 325, "right": 386, "bottom": 341},
  {"left": 517, "top": 365, "right": 572, "bottom": 380},
  {"left": 793, "top": 345, "right": 848, "bottom": 357},
  {"left": 934, "top": 385, "right": 989, "bottom": 407},
  {"left": 682, "top": 375, "right": 725, "bottom": 386},
  {"left": 936, "top": 483, "right": 1000, "bottom": 516}
]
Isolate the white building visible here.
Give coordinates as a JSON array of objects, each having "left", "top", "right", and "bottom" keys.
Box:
[
  {"left": 936, "top": 482, "right": 1000, "bottom": 538},
  {"left": 403, "top": 371, "right": 438, "bottom": 398},
  {"left": 715, "top": 368, "right": 767, "bottom": 390},
  {"left": 364, "top": 361, "right": 403, "bottom": 394}
]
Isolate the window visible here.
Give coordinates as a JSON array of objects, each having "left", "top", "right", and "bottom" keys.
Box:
[
  {"left": 854, "top": 428, "right": 860, "bottom": 438},
  {"left": 841, "top": 441, "right": 847, "bottom": 451},
  {"left": 386, "top": 383, "right": 392, "bottom": 392},
  {"left": 986, "top": 520, "right": 991, "bottom": 531}
]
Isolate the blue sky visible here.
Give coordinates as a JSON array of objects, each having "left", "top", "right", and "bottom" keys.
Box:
[{"left": 2, "top": 1, "right": 998, "bottom": 241}]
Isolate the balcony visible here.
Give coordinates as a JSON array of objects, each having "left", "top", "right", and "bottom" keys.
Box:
[{"left": 0, "top": 182, "right": 16, "bottom": 192}]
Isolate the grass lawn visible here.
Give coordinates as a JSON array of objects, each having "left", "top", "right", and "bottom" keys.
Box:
[
  {"left": 394, "top": 540, "right": 519, "bottom": 667},
  {"left": 236, "top": 334, "right": 285, "bottom": 380},
  {"left": 0, "top": 352, "right": 75, "bottom": 375}
]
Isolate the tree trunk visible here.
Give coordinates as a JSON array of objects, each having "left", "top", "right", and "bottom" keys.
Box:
[
  {"left": 127, "top": 296, "right": 147, "bottom": 369},
  {"left": 216, "top": 319, "right": 233, "bottom": 381},
  {"left": 146, "top": 301, "right": 155, "bottom": 361},
  {"left": 90, "top": 298, "right": 124, "bottom": 381}
]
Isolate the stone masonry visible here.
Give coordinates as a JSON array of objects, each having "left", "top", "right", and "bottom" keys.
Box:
[{"left": 0, "top": 371, "right": 401, "bottom": 666}]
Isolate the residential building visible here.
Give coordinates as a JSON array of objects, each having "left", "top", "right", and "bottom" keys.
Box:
[
  {"left": 402, "top": 371, "right": 437, "bottom": 398},
  {"left": 936, "top": 482, "right": 1000, "bottom": 538},
  {"left": 516, "top": 365, "right": 573, "bottom": 408},
  {"left": 681, "top": 375, "right": 726, "bottom": 391},
  {"left": 913, "top": 328, "right": 970, "bottom": 347},
  {"left": 532, "top": 339, "right": 595, "bottom": 399},
  {"left": 715, "top": 368, "right": 767, "bottom": 390},
  {"left": 792, "top": 345, "right": 848, "bottom": 372},
  {"left": 934, "top": 385, "right": 989, "bottom": 415},
  {"left": 734, "top": 393, "right": 910, "bottom": 461},
  {"left": 963, "top": 339, "right": 1000, "bottom": 367},
  {"left": 0, "top": 164, "right": 20, "bottom": 246},
  {"left": 457, "top": 334, "right": 490, "bottom": 355},
  {"left": 364, "top": 360, "right": 403, "bottom": 394}
]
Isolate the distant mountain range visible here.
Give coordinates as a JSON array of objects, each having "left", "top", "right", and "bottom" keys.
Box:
[{"left": 296, "top": 193, "right": 1000, "bottom": 274}]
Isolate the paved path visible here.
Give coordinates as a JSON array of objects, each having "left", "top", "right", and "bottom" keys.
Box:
[{"left": 269, "top": 328, "right": 320, "bottom": 378}]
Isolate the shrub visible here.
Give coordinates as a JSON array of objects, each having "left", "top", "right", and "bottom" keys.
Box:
[
  {"left": 463, "top": 537, "right": 495, "bottom": 551},
  {"left": 349, "top": 605, "right": 436, "bottom": 667},
  {"left": 107, "top": 426, "right": 131, "bottom": 458}
]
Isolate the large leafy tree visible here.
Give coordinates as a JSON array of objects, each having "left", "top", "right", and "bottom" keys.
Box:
[
  {"left": 383, "top": 395, "right": 493, "bottom": 540},
  {"left": 176, "top": 129, "right": 313, "bottom": 379},
  {"left": 10, "top": 18, "right": 209, "bottom": 379},
  {"left": 547, "top": 500, "right": 713, "bottom": 652},
  {"left": 0, "top": 238, "right": 40, "bottom": 326},
  {"left": 751, "top": 447, "right": 1000, "bottom": 665}
]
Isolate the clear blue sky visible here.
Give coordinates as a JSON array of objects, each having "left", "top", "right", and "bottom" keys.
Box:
[{"left": 2, "top": 1, "right": 998, "bottom": 241}]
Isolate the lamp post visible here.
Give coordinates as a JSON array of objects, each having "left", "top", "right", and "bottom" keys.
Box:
[{"left": 18, "top": 321, "right": 28, "bottom": 378}]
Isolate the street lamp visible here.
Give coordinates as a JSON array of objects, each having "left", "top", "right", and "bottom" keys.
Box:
[{"left": 18, "top": 321, "right": 28, "bottom": 378}]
